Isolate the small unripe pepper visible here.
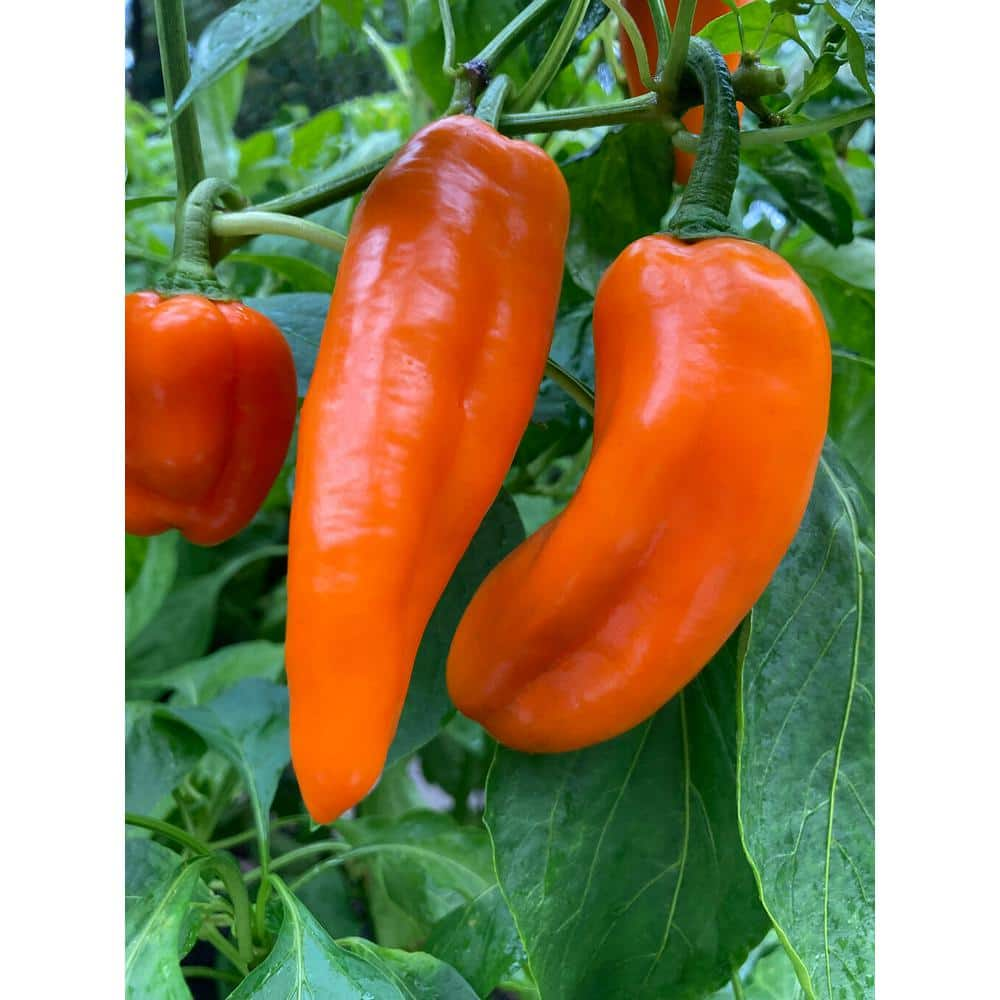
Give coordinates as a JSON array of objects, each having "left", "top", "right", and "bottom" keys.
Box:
[
  {"left": 125, "top": 180, "right": 298, "bottom": 546},
  {"left": 286, "top": 115, "right": 569, "bottom": 822},
  {"left": 447, "top": 40, "right": 831, "bottom": 752},
  {"left": 619, "top": 0, "right": 748, "bottom": 185}
]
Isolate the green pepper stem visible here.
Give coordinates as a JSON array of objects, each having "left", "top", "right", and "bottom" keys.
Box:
[
  {"left": 152, "top": 0, "right": 205, "bottom": 220},
  {"left": 659, "top": 0, "right": 697, "bottom": 101},
  {"left": 474, "top": 75, "right": 513, "bottom": 129},
  {"left": 604, "top": 0, "right": 654, "bottom": 91},
  {"left": 668, "top": 38, "right": 739, "bottom": 240},
  {"left": 512, "top": 0, "right": 589, "bottom": 111},
  {"left": 161, "top": 177, "right": 247, "bottom": 297},
  {"left": 211, "top": 211, "right": 347, "bottom": 254}
]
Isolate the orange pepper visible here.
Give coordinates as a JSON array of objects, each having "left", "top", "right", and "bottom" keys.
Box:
[
  {"left": 619, "top": 0, "right": 748, "bottom": 184},
  {"left": 447, "top": 233, "right": 831, "bottom": 751},
  {"left": 286, "top": 116, "right": 570, "bottom": 822},
  {"left": 125, "top": 291, "right": 297, "bottom": 546}
]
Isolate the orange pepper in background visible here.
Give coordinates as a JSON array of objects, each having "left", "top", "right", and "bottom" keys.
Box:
[
  {"left": 125, "top": 292, "right": 298, "bottom": 546},
  {"left": 447, "top": 234, "right": 831, "bottom": 752},
  {"left": 619, "top": 0, "right": 748, "bottom": 184},
  {"left": 286, "top": 116, "right": 570, "bottom": 823}
]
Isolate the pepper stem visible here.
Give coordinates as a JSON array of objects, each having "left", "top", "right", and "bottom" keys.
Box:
[
  {"left": 668, "top": 38, "right": 740, "bottom": 241},
  {"left": 474, "top": 75, "right": 513, "bottom": 128},
  {"left": 160, "top": 178, "right": 247, "bottom": 298}
]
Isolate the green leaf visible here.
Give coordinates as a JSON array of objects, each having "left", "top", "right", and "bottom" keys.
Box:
[
  {"left": 125, "top": 840, "right": 210, "bottom": 999},
  {"left": 125, "top": 703, "right": 206, "bottom": 816},
  {"left": 125, "top": 545, "right": 286, "bottom": 690},
  {"left": 174, "top": 0, "right": 322, "bottom": 115},
  {"left": 709, "top": 934, "right": 806, "bottom": 999},
  {"left": 824, "top": 1, "right": 874, "bottom": 95},
  {"left": 226, "top": 252, "right": 335, "bottom": 292},
  {"left": 229, "top": 877, "right": 478, "bottom": 997},
  {"left": 125, "top": 532, "right": 180, "bottom": 645},
  {"left": 782, "top": 52, "right": 845, "bottom": 115},
  {"left": 742, "top": 138, "right": 856, "bottom": 246},
  {"left": 155, "top": 640, "right": 286, "bottom": 706},
  {"left": 195, "top": 63, "right": 247, "bottom": 179},
  {"left": 699, "top": 3, "right": 808, "bottom": 57},
  {"left": 785, "top": 238, "right": 874, "bottom": 487},
  {"left": 334, "top": 810, "right": 495, "bottom": 949},
  {"left": 486, "top": 636, "right": 770, "bottom": 1000},
  {"left": 324, "top": 0, "right": 365, "bottom": 30},
  {"left": 162, "top": 678, "right": 291, "bottom": 856},
  {"left": 534, "top": 303, "right": 595, "bottom": 425},
  {"left": 419, "top": 714, "right": 493, "bottom": 812},
  {"left": 738, "top": 443, "right": 874, "bottom": 1000},
  {"left": 562, "top": 123, "right": 674, "bottom": 296},
  {"left": 387, "top": 490, "right": 526, "bottom": 764},
  {"left": 424, "top": 883, "right": 524, "bottom": 997},
  {"left": 246, "top": 292, "right": 329, "bottom": 396}
]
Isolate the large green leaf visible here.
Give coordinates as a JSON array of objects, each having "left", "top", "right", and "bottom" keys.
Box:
[
  {"left": 334, "top": 810, "right": 495, "bottom": 949},
  {"left": 424, "top": 883, "right": 524, "bottom": 997},
  {"left": 388, "top": 490, "right": 526, "bottom": 764},
  {"left": 174, "top": 0, "right": 321, "bottom": 115},
  {"left": 246, "top": 292, "right": 329, "bottom": 396},
  {"left": 229, "top": 877, "right": 478, "bottom": 997},
  {"left": 157, "top": 640, "right": 287, "bottom": 707},
  {"left": 786, "top": 239, "right": 874, "bottom": 488},
  {"left": 738, "top": 443, "right": 874, "bottom": 1000},
  {"left": 162, "top": 678, "right": 291, "bottom": 858},
  {"left": 125, "top": 840, "right": 210, "bottom": 999},
  {"left": 486, "top": 636, "right": 770, "bottom": 1000},
  {"left": 562, "top": 122, "right": 674, "bottom": 296},
  {"left": 125, "top": 703, "right": 206, "bottom": 816},
  {"left": 125, "top": 532, "right": 179, "bottom": 645},
  {"left": 125, "top": 545, "right": 286, "bottom": 690}
]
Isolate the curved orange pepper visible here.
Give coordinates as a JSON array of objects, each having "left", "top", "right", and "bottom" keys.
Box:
[
  {"left": 447, "top": 234, "right": 831, "bottom": 752},
  {"left": 125, "top": 292, "right": 298, "bottom": 546},
  {"left": 286, "top": 116, "right": 570, "bottom": 822}
]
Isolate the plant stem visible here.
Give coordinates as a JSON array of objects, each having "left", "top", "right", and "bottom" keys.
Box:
[
  {"left": 545, "top": 359, "right": 595, "bottom": 416},
  {"left": 648, "top": 0, "right": 671, "bottom": 74},
  {"left": 501, "top": 91, "right": 659, "bottom": 134},
  {"left": 183, "top": 967, "right": 241, "bottom": 985},
  {"left": 206, "top": 853, "right": 255, "bottom": 967},
  {"left": 245, "top": 840, "right": 349, "bottom": 883},
  {"left": 671, "top": 102, "right": 876, "bottom": 151},
  {"left": 730, "top": 964, "right": 747, "bottom": 1000},
  {"left": 437, "top": 0, "right": 457, "bottom": 75},
  {"left": 513, "top": 0, "right": 589, "bottom": 112},
  {"left": 605, "top": 0, "right": 654, "bottom": 91},
  {"left": 254, "top": 876, "right": 273, "bottom": 944},
  {"left": 153, "top": 0, "right": 205, "bottom": 227},
  {"left": 476, "top": 0, "right": 561, "bottom": 72},
  {"left": 669, "top": 38, "right": 740, "bottom": 239},
  {"left": 200, "top": 924, "right": 250, "bottom": 977},
  {"left": 475, "top": 75, "right": 513, "bottom": 128},
  {"left": 660, "top": 0, "right": 697, "bottom": 101},
  {"left": 126, "top": 812, "right": 213, "bottom": 856},
  {"left": 211, "top": 211, "right": 347, "bottom": 254},
  {"left": 253, "top": 153, "right": 393, "bottom": 218},
  {"left": 209, "top": 814, "right": 312, "bottom": 851}
]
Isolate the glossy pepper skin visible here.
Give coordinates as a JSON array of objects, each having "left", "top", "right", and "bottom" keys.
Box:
[
  {"left": 619, "top": 0, "right": 747, "bottom": 184},
  {"left": 447, "top": 234, "right": 831, "bottom": 752},
  {"left": 286, "top": 116, "right": 570, "bottom": 823},
  {"left": 125, "top": 291, "right": 298, "bottom": 546}
]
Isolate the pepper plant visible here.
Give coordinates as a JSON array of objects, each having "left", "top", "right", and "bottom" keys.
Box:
[{"left": 125, "top": 1, "right": 875, "bottom": 997}]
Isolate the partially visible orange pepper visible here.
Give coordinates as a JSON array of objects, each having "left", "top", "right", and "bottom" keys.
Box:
[
  {"left": 286, "top": 115, "right": 570, "bottom": 823},
  {"left": 125, "top": 291, "right": 298, "bottom": 546},
  {"left": 619, "top": 0, "right": 748, "bottom": 184}
]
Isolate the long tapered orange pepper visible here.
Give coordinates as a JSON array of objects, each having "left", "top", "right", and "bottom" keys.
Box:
[
  {"left": 619, "top": 0, "right": 748, "bottom": 185},
  {"left": 286, "top": 115, "right": 569, "bottom": 822},
  {"left": 447, "top": 39, "right": 831, "bottom": 752}
]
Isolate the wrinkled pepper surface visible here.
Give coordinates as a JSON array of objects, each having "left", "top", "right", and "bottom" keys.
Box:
[
  {"left": 126, "top": 291, "right": 298, "bottom": 546},
  {"left": 286, "top": 116, "right": 569, "bottom": 822}
]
